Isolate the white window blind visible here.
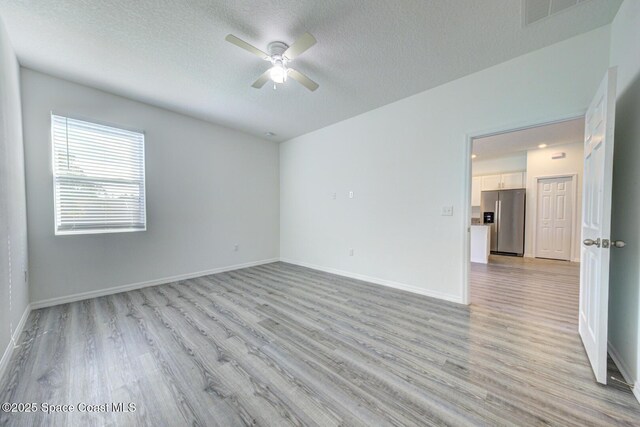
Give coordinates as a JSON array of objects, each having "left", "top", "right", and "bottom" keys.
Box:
[{"left": 51, "top": 114, "right": 146, "bottom": 235}]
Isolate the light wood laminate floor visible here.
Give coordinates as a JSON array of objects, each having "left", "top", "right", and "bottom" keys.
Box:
[{"left": 1, "top": 259, "right": 638, "bottom": 426}]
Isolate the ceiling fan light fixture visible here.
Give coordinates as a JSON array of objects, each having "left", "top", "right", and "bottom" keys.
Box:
[
  {"left": 269, "top": 61, "right": 287, "bottom": 84},
  {"left": 226, "top": 32, "right": 318, "bottom": 91}
]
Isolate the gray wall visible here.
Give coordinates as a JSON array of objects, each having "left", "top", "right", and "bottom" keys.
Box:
[
  {"left": 608, "top": 0, "right": 640, "bottom": 392},
  {"left": 21, "top": 69, "right": 279, "bottom": 303},
  {"left": 0, "top": 17, "right": 29, "bottom": 364}
]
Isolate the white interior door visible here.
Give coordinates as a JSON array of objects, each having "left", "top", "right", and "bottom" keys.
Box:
[
  {"left": 536, "top": 177, "right": 573, "bottom": 261},
  {"left": 579, "top": 67, "right": 617, "bottom": 384}
]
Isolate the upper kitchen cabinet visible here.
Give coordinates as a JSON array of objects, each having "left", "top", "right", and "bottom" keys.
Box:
[
  {"left": 501, "top": 172, "right": 526, "bottom": 189},
  {"left": 481, "top": 174, "right": 502, "bottom": 191},
  {"left": 479, "top": 172, "right": 525, "bottom": 191}
]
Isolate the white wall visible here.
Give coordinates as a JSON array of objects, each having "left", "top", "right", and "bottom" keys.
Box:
[
  {"left": 472, "top": 153, "right": 527, "bottom": 177},
  {"left": 21, "top": 69, "right": 279, "bottom": 303},
  {"left": 280, "top": 26, "right": 610, "bottom": 303},
  {"left": 608, "top": 0, "right": 640, "bottom": 400},
  {"left": 525, "top": 142, "right": 583, "bottom": 261},
  {"left": 0, "top": 17, "right": 29, "bottom": 372}
]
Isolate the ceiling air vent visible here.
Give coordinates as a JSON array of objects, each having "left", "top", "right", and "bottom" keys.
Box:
[{"left": 523, "top": 0, "right": 589, "bottom": 26}]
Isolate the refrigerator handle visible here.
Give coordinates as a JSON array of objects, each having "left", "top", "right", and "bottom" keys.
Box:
[
  {"left": 495, "top": 200, "right": 499, "bottom": 236},
  {"left": 497, "top": 200, "right": 501, "bottom": 236}
]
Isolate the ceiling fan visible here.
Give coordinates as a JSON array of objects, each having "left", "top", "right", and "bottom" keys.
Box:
[{"left": 225, "top": 32, "right": 319, "bottom": 92}]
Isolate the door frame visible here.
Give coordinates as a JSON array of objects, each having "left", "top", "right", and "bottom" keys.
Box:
[
  {"left": 531, "top": 173, "right": 579, "bottom": 262},
  {"left": 462, "top": 112, "right": 585, "bottom": 305}
]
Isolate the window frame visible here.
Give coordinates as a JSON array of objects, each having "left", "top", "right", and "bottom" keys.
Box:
[{"left": 50, "top": 113, "right": 147, "bottom": 236}]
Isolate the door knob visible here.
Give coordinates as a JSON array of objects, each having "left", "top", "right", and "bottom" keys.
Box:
[
  {"left": 611, "top": 240, "right": 626, "bottom": 248},
  {"left": 584, "top": 238, "right": 601, "bottom": 247}
]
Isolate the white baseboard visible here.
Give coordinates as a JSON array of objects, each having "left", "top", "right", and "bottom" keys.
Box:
[
  {"left": 30, "top": 258, "right": 279, "bottom": 310},
  {"left": 280, "top": 258, "right": 463, "bottom": 304},
  {"left": 0, "top": 303, "right": 32, "bottom": 382},
  {"left": 608, "top": 340, "right": 640, "bottom": 404},
  {"left": 527, "top": 253, "right": 580, "bottom": 263}
]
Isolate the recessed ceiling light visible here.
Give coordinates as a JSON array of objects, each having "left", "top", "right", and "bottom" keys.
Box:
[
  {"left": 471, "top": 154, "right": 477, "bottom": 159},
  {"left": 538, "top": 143, "right": 547, "bottom": 148},
  {"left": 265, "top": 132, "right": 276, "bottom": 137}
]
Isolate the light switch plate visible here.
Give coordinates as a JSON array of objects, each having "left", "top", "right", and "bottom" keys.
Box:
[{"left": 441, "top": 206, "right": 454, "bottom": 216}]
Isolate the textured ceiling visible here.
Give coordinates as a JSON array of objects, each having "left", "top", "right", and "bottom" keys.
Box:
[
  {"left": 0, "top": 0, "right": 622, "bottom": 141},
  {"left": 473, "top": 118, "right": 584, "bottom": 159}
]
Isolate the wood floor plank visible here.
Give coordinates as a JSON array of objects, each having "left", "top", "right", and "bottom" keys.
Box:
[{"left": 1, "top": 257, "right": 639, "bottom": 426}]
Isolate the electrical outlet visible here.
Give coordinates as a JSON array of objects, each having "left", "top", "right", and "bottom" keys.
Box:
[
  {"left": 349, "top": 248, "right": 354, "bottom": 256},
  {"left": 349, "top": 191, "right": 354, "bottom": 199},
  {"left": 332, "top": 192, "right": 337, "bottom": 200},
  {"left": 234, "top": 244, "right": 239, "bottom": 252},
  {"left": 441, "top": 206, "right": 454, "bottom": 216}
]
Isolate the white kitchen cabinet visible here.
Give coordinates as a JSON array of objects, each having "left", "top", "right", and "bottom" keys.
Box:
[
  {"left": 478, "top": 172, "right": 526, "bottom": 191},
  {"left": 470, "top": 225, "right": 491, "bottom": 263},
  {"left": 481, "top": 174, "right": 502, "bottom": 191},
  {"left": 471, "top": 176, "right": 482, "bottom": 206},
  {"left": 501, "top": 172, "right": 526, "bottom": 189}
]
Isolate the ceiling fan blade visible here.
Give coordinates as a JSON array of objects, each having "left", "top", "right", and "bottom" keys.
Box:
[
  {"left": 225, "top": 34, "right": 270, "bottom": 60},
  {"left": 251, "top": 70, "right": 271, "bottom": 89},
  {"left": 288, "top": 68, "right": 319, "bottom": 91},
  {"left": 283, "top": 32, "right": 316, "bottom": 60}
]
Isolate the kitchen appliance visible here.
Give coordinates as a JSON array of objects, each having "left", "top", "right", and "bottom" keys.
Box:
[{"left": 481, "top": 189, "right": 526, "bottom": 256}]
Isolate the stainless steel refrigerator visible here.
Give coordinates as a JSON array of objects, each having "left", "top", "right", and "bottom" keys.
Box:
[{"left": 480, "top": 189, "right": 526, "bottom": 256}]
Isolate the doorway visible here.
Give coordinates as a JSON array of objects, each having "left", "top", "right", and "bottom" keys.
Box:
[
  {"left": 466, "top": 117, "right": 584, "bottom": 267},
  {"left": 463, "top": 69, "right": 631, "bottom": 395},
  {"left": 465, "top": 116, "right": 586, "bottom": 320}
]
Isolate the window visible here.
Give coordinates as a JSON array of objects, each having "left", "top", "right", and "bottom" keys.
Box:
[{"left": 51, "top": 114, "right": 146, "bottom": 235}]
